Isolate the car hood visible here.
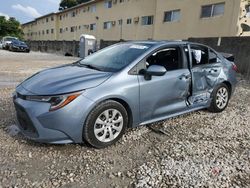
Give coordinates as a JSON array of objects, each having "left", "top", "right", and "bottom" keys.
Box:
[
  {"left": 12, "top": 42, "right": 28, "bottom": 47},
  {"left": 20, "top": 64, "right": 113, "bottom": 95},
  {"left": 15, "top": 44, "right": 28, "bottom": 47}
]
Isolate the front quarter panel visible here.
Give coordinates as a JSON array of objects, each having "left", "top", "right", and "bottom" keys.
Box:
[{"left": 83, "top": 72, "right": 140, "bottom": 127}]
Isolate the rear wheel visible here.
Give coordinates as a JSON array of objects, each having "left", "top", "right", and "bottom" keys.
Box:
[
  {"left": 208, "top": 83, "right": 230, "bottom": 113},
  {"left": 83, "top": 100, "right": 128, "bottom": 148}
]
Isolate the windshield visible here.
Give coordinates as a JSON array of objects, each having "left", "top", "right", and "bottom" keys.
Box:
[
  {"left": 79, "top": 43, "right": 152, "bottom": 72},
  {"left": 5, "top": 37, "right": 17, "bottom": 42},
  {"left": 13, "top": 40, "right": 26, "bottom": 45}
]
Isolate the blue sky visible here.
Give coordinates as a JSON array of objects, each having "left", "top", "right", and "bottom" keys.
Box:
[{"left": 0, "top": 0, "right": 61, "bottom": 23}]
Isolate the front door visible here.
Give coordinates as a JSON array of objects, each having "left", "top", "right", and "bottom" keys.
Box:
[
  {"left": 138, "top": 46, "right": 191, "bottom": 122},
  {"left": 189, "top": 44, "right": 222, "bottom": 105}
]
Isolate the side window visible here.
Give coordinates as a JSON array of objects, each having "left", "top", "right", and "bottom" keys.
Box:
[
  {"left": 209, "top": 49, "right": 220, "bottom": 64},
  {"left": 146, "top": 47, "right": 181, "bottom": 71},
  {"left": 190, "top": 45, "right": 208, "bottom": 66}
]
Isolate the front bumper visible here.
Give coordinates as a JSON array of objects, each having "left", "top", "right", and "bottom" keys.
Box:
[
  {"left": 13, "top": 87, "right": 95, "bottom": 144},
  {"left": 12, "top": 46, "right": 29, "bottom": 52}
]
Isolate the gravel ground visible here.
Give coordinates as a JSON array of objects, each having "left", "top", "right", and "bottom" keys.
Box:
[{"left": 0, "top": 49, "right": 250, "bottom": 188}]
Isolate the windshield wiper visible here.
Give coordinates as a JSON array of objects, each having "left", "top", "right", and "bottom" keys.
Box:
[{"left": 80, "top": 64, "right": 102, "bottom": 71}]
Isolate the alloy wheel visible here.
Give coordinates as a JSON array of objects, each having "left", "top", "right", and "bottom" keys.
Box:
[
  {"left": 216, "top": 87, "right": 229, "bottom": 109},
  {"left": 94, "top": 109, "right": 123, "bottom": 143}
]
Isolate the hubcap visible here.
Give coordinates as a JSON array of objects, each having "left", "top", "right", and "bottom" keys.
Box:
[
  {"left": 216, "top": 87, "right": 228, "bottom": 109},
  {"left": 94, "top": 109, "right": 123, "bottom": 143}
]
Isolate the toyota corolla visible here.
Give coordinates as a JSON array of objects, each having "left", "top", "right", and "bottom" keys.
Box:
[{"left": 13, "top": 41, "right": 237, "bottom": 148}]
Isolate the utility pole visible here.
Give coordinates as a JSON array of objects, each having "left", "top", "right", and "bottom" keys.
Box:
[{"left": 120, "top": 19, "right": 123, "bottom": 40}]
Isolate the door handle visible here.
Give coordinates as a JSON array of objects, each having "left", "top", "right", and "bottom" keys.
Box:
[
  {"left": 179, "top": 74, "right": 191, "bottom": 80},
  {"left": 209, "top": 68, "right": 218, "bottom": 73}
]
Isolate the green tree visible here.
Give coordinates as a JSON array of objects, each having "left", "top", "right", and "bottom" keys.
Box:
[
  {"left": 59, "top": 0, "right": 90, "bottom": 10},
  {"left": 0, "top": 16, "right": 23, "bottom": 39}
]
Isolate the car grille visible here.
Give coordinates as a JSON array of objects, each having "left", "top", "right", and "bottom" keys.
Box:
[{"left": 14, "top": 102, "right": 39, "bottom": 138}]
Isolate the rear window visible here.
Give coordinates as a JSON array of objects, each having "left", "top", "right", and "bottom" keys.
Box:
[
  {"left": 190, "top": 45, "right": 209, "bottom": 66},
  {"left": 209, "top": 49, "right": 220, "bottom": 64}
]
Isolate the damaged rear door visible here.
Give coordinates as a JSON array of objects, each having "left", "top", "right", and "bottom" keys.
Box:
[{"left": 188, "top": 44, "right": 222, "bottom": 105}]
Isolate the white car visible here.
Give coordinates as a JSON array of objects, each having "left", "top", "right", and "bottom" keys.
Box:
[{"left": 2, "top": 36, "right": 18, "bottom": 50}]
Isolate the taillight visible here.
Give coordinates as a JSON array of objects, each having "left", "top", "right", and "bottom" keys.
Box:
[{"left": 232, "top": 64, "right": 238, "bottom": 72}]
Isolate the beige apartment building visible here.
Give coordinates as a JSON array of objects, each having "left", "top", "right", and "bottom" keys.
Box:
[{"left": 22, "top": 0, "right": 250, "bottom": 42}]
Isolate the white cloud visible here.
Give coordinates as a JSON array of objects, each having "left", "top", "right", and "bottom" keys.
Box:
[
  {"left": 0, "top": 12, "right": 10, "bottom": 20},
  {"left": 12, "top": 4, "right": 42, "bottom": 18}
]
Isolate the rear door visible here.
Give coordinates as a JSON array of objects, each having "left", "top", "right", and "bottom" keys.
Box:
[{"left": 189, "top": 44, "right": 222, "bottom": 105}]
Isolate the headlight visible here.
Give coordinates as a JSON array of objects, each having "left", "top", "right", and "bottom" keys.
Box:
[{"left": 26, "top": 92, "right": 81, "bottom": 111}]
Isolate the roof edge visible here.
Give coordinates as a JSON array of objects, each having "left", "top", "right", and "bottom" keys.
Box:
[{"left": 22, "top": 0, "right": 100, "bottom": 26}]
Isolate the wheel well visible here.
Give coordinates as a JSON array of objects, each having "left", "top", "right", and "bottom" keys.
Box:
[
  {"left": 222, "top": 81, "right": 232, "bottom": 98},
  {"left": 109, "top": 98, "right": 133, "bottom": 128}
]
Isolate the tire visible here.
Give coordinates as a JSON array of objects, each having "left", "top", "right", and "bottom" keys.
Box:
[
  {"left": 83, "top": 100, "right": 128, "bottom": 148},
  {"left": 208, "top": 83, "right": 230, "bottom": 113}
]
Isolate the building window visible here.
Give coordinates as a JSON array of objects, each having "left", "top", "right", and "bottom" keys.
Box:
[
  {"left": 164, "top": 9, "right": 181, "bottom": 22},
  {"left": 104, "top": 0, "right": 112, "bottom": 8},
  {"left": 60, "top": 28, "right": 63, "bottom": 33},
  {"left": 65, "top": 27, "right": 68, "bottom": 31},
  {"left": 46, "top": 29, "right": 49, "bottom": 34},
  {"left": 90, "top": 23, "right": 96, "bottom": 30},
  {"left": 142, "top": 16, "right": 154, "bottom": 25},
  {"left": 127, "top": 18, "right": 132, "bottom": 24},
  {"left": 59, "top": 15, "right": 62, "bottom": 20},
  {"left": 46, "top": 18, "right": 49, "bottom": 22},
  {"left": 51, "top": 16, "right": 54, "bottom": 21},
  {"left": 72, "top": 11, "right": 76, "bottom": 17},
  {"left": 201, "top": 3, "right": 225, "bottom": 18},
  {"left": 120, "top": 0, "right": 125, "bottom": 3},
  {"left": 104, "top": 21, "right": 112, "bottom": 29},
  {"left": 118, "top": 19, "right": 123, "bottom": 25},
  {"left": 70, "top": 26, "right": 75, "bottom": 32},
  {"left": 51, "top": 29, "right": 54, "bottom": 34},
  {"left": 90, "top": 5, "right": 96, "bottom": 12}
]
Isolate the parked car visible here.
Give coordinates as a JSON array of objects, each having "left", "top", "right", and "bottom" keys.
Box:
[
  {"left": 2, "top": 36, "right": 18, "bottom": 50},
  {"left": 13, "top": 41, "right": 237, "bottom": 148},
  {"left": 9, "top": 40, "right": 30, "bottom": 53}
]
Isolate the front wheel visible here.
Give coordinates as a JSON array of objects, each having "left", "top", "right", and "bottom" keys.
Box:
[
  {"left": 83, "top": 100, "right": 128, "bottom": 148},
  {"left": 208, "top": 83, "right": 230, "bottom": 113}
]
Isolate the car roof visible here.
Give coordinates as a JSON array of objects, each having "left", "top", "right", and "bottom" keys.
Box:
[
  {"left": 3, "top": 36, "right": 18, "bottom": 39},
  {"left": 125, "top": 40, "right": 189, "bottom": 47},
  {"left": 124, "top": 40, "right": 212, "bottom": 50}
]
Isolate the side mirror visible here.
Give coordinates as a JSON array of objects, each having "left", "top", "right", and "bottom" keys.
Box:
[{"left": 140, "top": 65, "right": 167, "bottom": 80}]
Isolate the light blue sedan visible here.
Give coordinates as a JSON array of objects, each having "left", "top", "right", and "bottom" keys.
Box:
[{"left": 13, "top": 41, "right": 237, "bottom": 148}]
